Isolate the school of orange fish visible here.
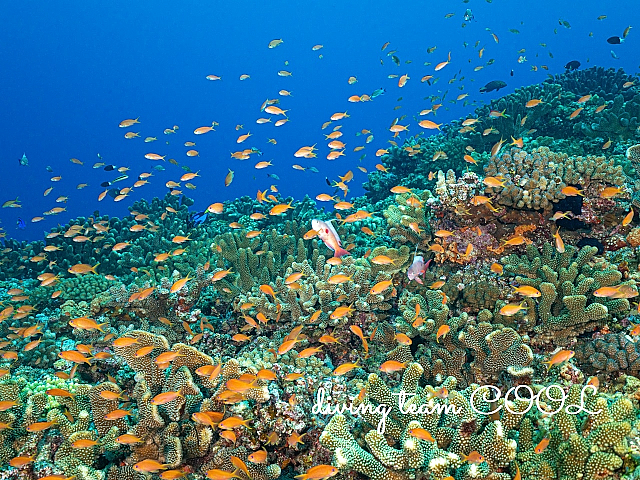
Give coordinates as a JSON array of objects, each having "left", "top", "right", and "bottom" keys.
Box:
[{"left": 0, "top": 12, "right": 639, "bottom": 480}]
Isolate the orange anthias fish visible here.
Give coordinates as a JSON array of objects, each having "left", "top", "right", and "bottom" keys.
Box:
[
  {"left": 461, "top": 451, "right": 485, "bottom": 464},
  {"left": 370, "top": 280, "right": 393, "bottom": 295},
  {"left": 333, "top": 361, "right": 361, "bottom": 376},
  {"left": 408, "top": 428, "right": 436, "bottom": 442},
  {"left": 553, "top": 227, "right": 565, "bottom": 253},
  {"left": 512, "top": 286, "right": 541, "bottom": 297},
  {"left": 9, "top": 455, "right": 36, "bottom": 467},
  {"left": 134, "top": 459, "right": 170, "bottom": 473},
  {"left": 116, "top": 434, "right": 144, "bottom": 445},
  {"left": 543, "top": 350, "right": 575, "bottom": 370},
  {"left": 298, "top": 347, "right": 323, "bottom": 358},
  {"left": 294, "top": 465, "right": 339, "bottom": 480},
  {"left": 170, "top": 274, "right": 192, "bottom": 293},
  {"left": 534, "top": 438, "right": 550, "bottom": 454},
  {"left": 379, "top": 360, "right": 407, "bottom": 373},
  {"left": 219, "top": 416, "right": 251, "bottom": 430},
  {"left": 499, "top": 302, "right": 528, "bottom": 316},
  {"left": 600, "top": 186, "right": 624, "bottom": 199},
  {"left": 436, "top": 325, "right": 450, "bottom": 343},
  {"left": 58, "top": 350, "right": 92, "bottom": 365},
  {"left": 150, "top": 390, "right": 184, "bottom": 405},
  {"left": 561, "top": 186, "right": 584, "bottom": 197},
  {"left": 206, "top": 469, "right": 240, "bottom": 480}
]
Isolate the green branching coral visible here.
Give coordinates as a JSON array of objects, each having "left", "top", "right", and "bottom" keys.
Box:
[
  {"left": 60, "top": 275, "right": 116, "bottom": 302},
  {"left": 395, "top": 294, "right": 532, "bottom": 386},
  {"left": 547, "top": 66, "right": 639, "bottom": 102},
  {"left": 320, "top": 367, "right": 637, "bottom": 480},
  {"left": 472, "top": 83, "right": 563, "bottom": 142},
  {"left": 516, "top": 386, "right": 637, "bottom": 480},
  {"left": 237, "top": 253, "right": 396, "bottom": 327},
  {"left": 499, "top": 243, "right": 630, "bottom": 346},
  {"left": 213, "top": 221, "right": 318, "bottom": 294},
  {"left": 575, "top": 92, "right": 640, "bottom": 140},
  {"left": 319, "top": 365, "right": 519, "bottom": 480},
  {"left": 383, "top": 190, "right": 432, "bottom": 247}
]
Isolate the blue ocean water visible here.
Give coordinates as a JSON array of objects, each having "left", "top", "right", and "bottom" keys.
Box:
[{"left": 1, "top": 0, "right": 637, "bottom": 241}]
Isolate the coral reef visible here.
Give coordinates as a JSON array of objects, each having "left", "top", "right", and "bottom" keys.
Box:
[
  {"left": 484, "top": 147, "right": 626, "bottom": 210},
  {"left": 319, "top": 364, "right": 637, "bottom": 480},
  {"left": 2, "top": 65, "right": 640, "bottom": 480},
  {"left": 500, "top": 243, "right": 630, "bottom": 346}
]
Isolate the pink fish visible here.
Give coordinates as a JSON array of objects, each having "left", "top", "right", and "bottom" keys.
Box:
[
  {"left": 311, "top": 219, "right": 350, "bottom": 257},
  {"left": 407, "top": 255, "right": 430, "bottom": 284}
]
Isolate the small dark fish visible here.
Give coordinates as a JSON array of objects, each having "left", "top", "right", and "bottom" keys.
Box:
[
  {"left": 103, "top": 165, "right": 117, "bottom": 171},
  {"left": 46, "top": 166, "right": 53, "bottom": 173},
  {"left": 107, "top": 188, "right": 120, "bottom": 199},
  {"left": 267, "top": 173, "right": 280, "bottom": 180},
  {"left": 464, "top": 9, "right": 474, "bottom": 21},
  {"left": 325, "top": 177, "right": 331, "bottom": 186},
  {"left": 479, "top": 80, "right": 507, "bottom": 93},
  {"left": 19, "top": 153, "right": 28, "bottom": 166},
  {"left": 611, "top": 50, "right": 619, "bottom": 59},
  {"left": 564, "top": 60, "right": 581, "bottom": 70},
  {"left": 100, "top": 175, "right": 128, "bottom": 188},
  {"left": 510, "top": 69, "right": 514, "bottom": 77},
  {"left": 391, "top": 55, "right": 400, "bottom": 66},
  {"left": 16, "top": 218, "right": 26, "bottom": 230},
  {"left": 371, "top": 88, "right": 386, "bottom": 99},
  {"left": 607, "top": 36, "right": 623, "bottom": 44}
]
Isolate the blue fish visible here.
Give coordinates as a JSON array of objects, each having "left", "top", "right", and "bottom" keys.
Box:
[
  {"left": 16, "top": 218, "right": 26, "bottom": 229},
  {"left": 371, "top": 88, "right": 386, "bottom": 99},
  {"left": 186, "top": 211, "right": 208, "bottom": 229}
]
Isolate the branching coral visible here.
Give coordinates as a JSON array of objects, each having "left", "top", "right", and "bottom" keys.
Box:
[
  {"left": 383, "top": 190, "right": 432, "bottom": 247},
  {"left": 500, "top": 243, "right": 630, "bottom": 346},
  {"left": 574, "top": 332, "right": 640, "bottom": 375},
  {"left": 320, "top": 366, "right": 637, "bottom": 480},
  {"left": 236, "top": 254, "right": 397, "bottom": 329}
]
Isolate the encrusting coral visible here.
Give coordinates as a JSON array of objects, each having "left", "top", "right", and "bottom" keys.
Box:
[{"left": 483, "top": 147, "right": 626, "bottom": 210}]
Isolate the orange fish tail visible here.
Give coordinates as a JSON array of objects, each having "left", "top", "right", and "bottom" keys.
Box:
[{"left": 334, "top": 247, "right": 350, "bottom": 258}]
